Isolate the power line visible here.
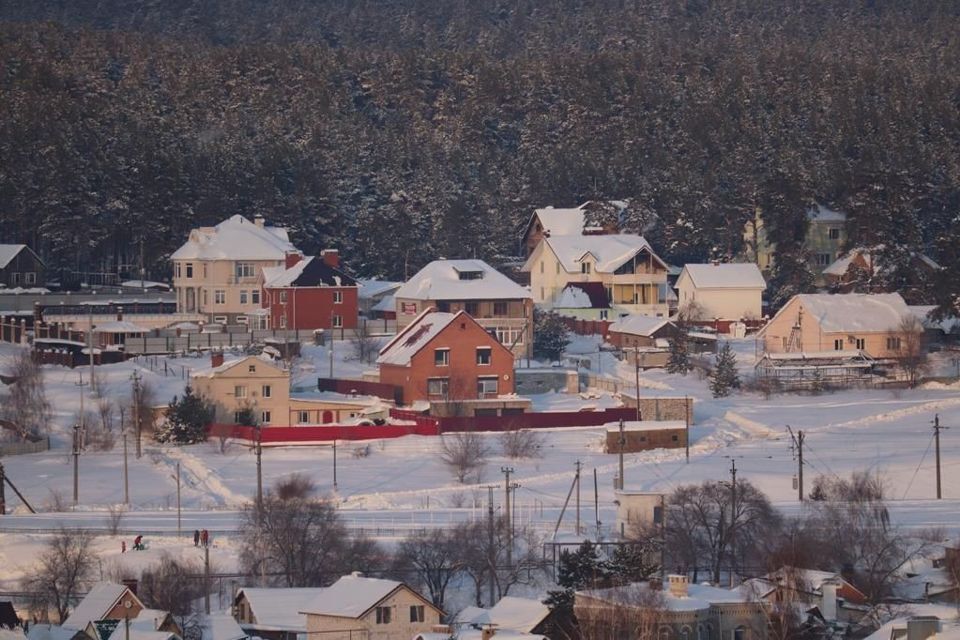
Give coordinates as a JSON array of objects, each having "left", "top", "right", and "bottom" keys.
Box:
[{"left": 902, "top": 431, "right": 936, "bottom": 500}]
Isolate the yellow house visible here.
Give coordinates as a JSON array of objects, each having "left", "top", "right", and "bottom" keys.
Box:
[
  {"left": 675, "top": 262, "right": 766, "bottom": 321},
  {"left": 757, "top": 293, "right": 917, "bottom": 359},
  {"left": 523, "top": 234, "right": 670, "bottom": 317},
  {"left": 171, "top": 214, "right": 300, "bottom": 325},
  {"left": 300, "top": 573, "right": 442, "bottom": 640},
  {"left": 191, "top": 355, "right": 372, "bottom": 426}
]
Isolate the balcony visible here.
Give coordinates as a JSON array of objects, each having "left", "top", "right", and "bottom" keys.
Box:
[{"left": 607, "top": 273, "right": 667, "bottom": 285}]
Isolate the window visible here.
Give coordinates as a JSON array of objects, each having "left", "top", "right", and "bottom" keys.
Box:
[
  {"left": 332, "top": 315, "right": 343, "bottom": 328},
  {"left": 213, "top": 315, "right": 227, "bottom": 324},
  {"left": 261, "top": 411, "right": 271, "bottom": 424},
  {"left": 539, "top": 261, "right": 544, "bottom": 273},
  {"left": 495, "top": 327, "right": 524, "bottom": 347},
  {"left": 214, "top": 289, "right": 225, "bottom": 305},
  {"left": 333, "top": 290, "right": 343, "bottom": 304},
  {"left": 829, "top": 227, "right": 841, "bottom": 240},
  {"left": 279, "top": 316, "right": 287, "bottom": 329},
  {"left": 240, "top": 290, "right": 248, "bottom": 304},
  {"left": 10, "top": 273, "right": 20, "bottom": 285},
  {"left": 233, "top": 411, "right": 246, "bottom": 424},
  {"left": 186, "top": 263, "right": 194, "bottom": 278},
  {"left": 248, "top": 365, "right": 256, "bottom": 372},
  {"left": 464, "top": 302, "right": 479, "bottom": 316},
  {"left": 235, "top": 263, "right": 255, "bottom": 279},
  {"left": 261, "top": 385, "right": 272, "bottom": 398},
  {"left": 733, "top": 627, "right": 747, "bottom": 640},
  {"left": 581, "top": 261, "right": 592, "bottom": 274},
  {"left": 375, "top": 606, "right": 392, "bottom": 624},
  {"left": 409, "top": 606, "right": 425, "bottom": 623},
  {"left": 203, "top": 290, "right": 208, "bottom": 306},
  {"left": 493, "top": 302, "right": 508, "bottom": 316},
  {"left": 175, "top": 263, "right": 181, "bottom": 278},
  {"left": 887, "top": 336, "right": 902, "bottom": 350},
  {"left": 251, "top": 290, "right": 260, "bottom": 304},
  {"left": 25, "top": 272, "right": 36, "bottom": 285},
  {"left": 297, "top": 411, "right": 310, "bottom": 424},
  {"left": 434, "top": 349, "right": 450, "bottom": 366},
  {"left": 438, "top": 301, "right": 451, "bottom": 312},
  {"left": 236, "top": 315, "right": 248, "bottom": 325},
  {"left": 855, "top": 337, "right": 865, "bottom": 350},
  {"left": 816, "top": 253, "right": 832, "bottom": 266},
  {"left": 279, "top": 291, "right": 288, "bottom": 303},
  {"left": 427, "top": 378, "right": 449, "bottom": 397},
  {"left": 653, "top": 505, "right": 663, "bottom": 524},
  {"left": 833, "top": 339, "right": 844, "bottom": 351},
  {"left": 203, "top": 264, "right": 208, "bottom": 278},
  {"left": 234, "top": 385, "right": 247, "bottom": 398},
  {"left": 476, "top": 347, "right": 492, "bottom": 365},
  {"left": 477, "top": 376, "right": 499, "bottom": 396}
]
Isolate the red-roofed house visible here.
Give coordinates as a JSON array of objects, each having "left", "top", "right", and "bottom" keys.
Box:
[{"left": 377, "top": 309, "right": 519, "bottom": 412}]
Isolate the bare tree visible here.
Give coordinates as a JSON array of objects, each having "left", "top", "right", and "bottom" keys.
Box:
[
  {"left": 393, "top": 529, "right": 462, "bottom": 609},
  {"left": 741, "top": 566, "right": 813, "bottom": 640},
  {"left": 106, "top": 505, "right": 126, "bottom": 535},
  {"left": 22, "top": 529, "right": 96, "bottom": 622},
  {"left": 1, "top": 349, "right": 51, "bottom": 437},
  {"left": 499, "top": 429, "right": 545, "bottom": 459},
  {"left": 439, "top": 431, "right": 490, "bottom": 483},
  {"left": 350, "top": 319, "right": 379, "bottom": 364},
  {"left": 139, "top": 554, "right": 209, "bottom": 634},
  {"left": 897, "top": 316, "right": 927, "bottom": 387},
  {"left": 574, "top": 584, "right": 666, "bottom": 640},
  {"left": 130, "top": 378, "right": 157, "bottom": 437},
  {"left": 452, "top": 516, "right": 542, "bottom": 607}
]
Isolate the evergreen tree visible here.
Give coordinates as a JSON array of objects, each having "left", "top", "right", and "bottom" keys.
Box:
[
  {"left": 710, "top": 343, "right": 740, "bottom": 398},
  {"left": 543, "top": 541, "right": 609, "bottom": 636},
  {"left": 666, "top": 324, "right": 692, "bottom": 375},
  {"left": 532, "top": 310, "right": 570, "bottom": 363},
  {"left": 155, "top": 386, "right": 214, "bottom": 444},
  {"left": 608, "top": 541, "right": 660, "bottom": 585}
]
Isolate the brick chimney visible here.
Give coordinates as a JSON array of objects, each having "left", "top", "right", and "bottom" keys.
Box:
[
  {"left": 211, "top": 352, "right": 224, "bottom": 368},
  {"left": 667, "top": 574, "right": 689, "bottom": 598},
  {"left": 321, "top": 249, "right": 340, "bottom": 268},
  {"left": 254, "top": 214, "right": 265, "bottom": 228},
  {"left": 285, "top": 252, "right": 302, "bottom": 269}
]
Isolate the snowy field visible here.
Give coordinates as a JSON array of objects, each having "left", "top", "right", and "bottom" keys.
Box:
[{"left": 1, "top": 337, "right": 959, "bottom": 597}]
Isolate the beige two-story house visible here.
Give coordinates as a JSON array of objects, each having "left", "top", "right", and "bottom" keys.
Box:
[
  {"left": 300, "top": 573, "right": 442, "bottom": 640},
  {"left": 171, "top": 214, "right": 300, "bottom": 325},
  {"left": 523, "top": 234, "right": 670, "bottom": 318},
  {"left": 675, "top": 262, "right": 766, "bottom": 321}
]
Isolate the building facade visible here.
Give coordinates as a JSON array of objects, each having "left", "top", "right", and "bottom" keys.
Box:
[
  {"left": 675, "top": 263, "right": 766, "bottom": 321},
  {"left": 261, "top": 251, "right": 358, "bottom": 331},
  {"left": 0, "top": 244, "right": 45, "bottom": 289}
]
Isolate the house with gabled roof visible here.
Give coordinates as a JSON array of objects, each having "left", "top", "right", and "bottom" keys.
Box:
[
  {"left": 823, "top": 247, "right": 940, "bottom": 304},
  {"left": 171, "top": 215, "right": 299, "bottom": 325},
  {"left": 520, "top": 201, "right": 628, "bottom": 257},
  {"left": 61, "top": 583, "right": 143, "bottom": 631},
  {"left": 523, "top": 234, "right": 670, "bottom": 317},
  {"left": 260, "top": 251, "right": 358, "bottom": 331},
  {"left": 737, "top": 566, "right": 868, "bottom": 624},
  {"left": 0, "top": 244, "right": 45, "bottom": 289},
  {"left": 233, "top": 588, "right": 324, "bottom": 640},
  {"left": 394, "top": 260, "right": 533, "bottom": 358},
  {"left": 675, "top": 262, "right": 766, "bottom": 322},
  {"left": 607, "top": 314, "right": 677, "bottom": 350},
  {"left": 454, "top": 596, "right": 556, "bottom": 638},
  {"left": 300, "top": 573, "right": 441, "bottom": 640},
  {"left": 377, "top": 309, "right": 526, "bottom": 415}
]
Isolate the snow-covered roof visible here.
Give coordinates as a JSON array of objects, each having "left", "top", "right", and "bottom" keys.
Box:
[
  {"left": 237, "top": 588, "right": 325, "bottom": 632},
  {"left": 554, "top": 285, "right": 594, "bottom": 309},
  {"left": 26, "top": 626, "right": 78, "bottom": 640},
  {"left": 485, "top": 596, "right": 552, "bottom": 632},
  {"left": 62, "top": 583, "right": 139, "bottom": 630},
  {"left": 806, "top": 204, "right": 847, "bottom": 223},
  {"left": 192, "top": 355, "right": 287, "bottom": 378},
  {"left": 417, "top": 632, "right": 546, "bottom": 640},
  {"left": 120, "top": 280, "right": 170, "bottom": 291},
  {"left": 357, "top": 279, "right": 402, "bottom": 300},
  {"left": 608, "top": 314, "right": 673, "bottom": 337},
  {"left": 300, "top": 574, "right": 419, "bottom": 619},
  {"left": 579, "top": 581, "right": 748, "bottom": 613},
  {"left": 531, "top": 205, "right": 588, "bottom": 237},
  {"left": 376, "top": 310, "right": 459, "bottom": 366},
  {"left": 605, "top": 420, "right": 686, "bottom": 433},
  {"left": 532, "top": 234, "right": 665, "bottom": 274},
  {"left": 371, "top": 295, "right": 395, "bottom": 312},
  {"left": 395, "top": 259, "right": 530, "bottom": 301},
  {"left": 170, "top": 215, "right": 297, "bottom": 261},
  {"left": 105, "top": 629, "right": 174, "bottom": 640},
  {"left": 0, "top": 630, "right": 27, "bottom": 640},
  {"left": 0, "top": 244, "right": 32, "bottom": 269},
  {"left": 262, "top": 257, "right": 357, "bottom": 288},
  {"left": 795, "top": 293, "right": 912, "bottom": 333},
  {"left": 678, "top": 263, "right": 766, "bottom": 290},
  {"left": 201, "top": 615, "right": 247, "bottom": 640},
  {"left": 93, "top": 321, "right": 146, "bottom": 334},
  {"left": 824, "top": 247, "right": 941, "bottom": 278}
]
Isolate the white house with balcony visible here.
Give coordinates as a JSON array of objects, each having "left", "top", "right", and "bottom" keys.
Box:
[
  {"left": 523, "top": 234, "right": 670, "bottom": 318},
  {"left": 171, "top": 214, "right": 300, "bottom": 325}
]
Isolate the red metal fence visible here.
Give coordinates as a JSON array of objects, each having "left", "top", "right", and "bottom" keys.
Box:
[{"left": 208, "top": 421, "right": 438, "bottom": 443}]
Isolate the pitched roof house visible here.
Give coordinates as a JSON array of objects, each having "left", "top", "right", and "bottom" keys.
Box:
[
  {"left": 62, "top": 583, "right": 143, "bottom": 631},
  {"left": 454, "top": 596, "right": 556, "bottom": 637},
  {"left": 520, "top": 201, "right": 627, "bottom": 256},
  {"left": 171, "top": 215, "right": 299, "bottom": 324},
  {"left": 824, "top": 247, "right": 940, "bottom": 303},
  {"left": 377, "top": 309, "right": 522, "bottom": 415},
  {"left": 675, "top": 262, "right": 766, "bottom": 322},
  {"left": 523, "top": 234, "right": 670, "bottom": 318},
  {"left": 394, "top": 260, "right": 533, "bottom": 357},
  {"left": 757, "top": 293, "right": 918, "bottom": 360},
  {"left": 233, "top": 588, "right": 324, "bottom": 640},
  {"left": 607, "top": 314, "right": 677, "bottom": 350},
  {"left": 300, "top": 574, "right": 442, "bottom": 640},
  {"left": 737, "top": 567, "right": 867, "bottom": 624},
  {"left": 260, "top": 251, "right": 358, "bottom": 331},
  {"left": 0, "top": 244, "right": 45, "bottom": 289}
]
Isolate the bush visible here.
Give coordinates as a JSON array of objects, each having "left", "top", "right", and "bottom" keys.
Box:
[{"left": 499, "top": 429, "right": 544, "bottom": 459}]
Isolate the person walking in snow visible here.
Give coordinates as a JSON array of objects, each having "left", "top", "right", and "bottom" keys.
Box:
[
  {"left": 200, "top": 529, "right": 208, "bottom": 548},
  {"left": 121, "top": 540, "right": 126, "bottom": 553},
  {"left": 193, "top": 529, "right": 200, "bottom": 547},
  {"left": 133, "top": 535, "right": 143, "bottom": 551}
]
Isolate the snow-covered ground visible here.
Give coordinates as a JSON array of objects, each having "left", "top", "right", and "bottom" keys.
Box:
[{"left": 2, "top": 336, "right": 959, "bottom": 595}]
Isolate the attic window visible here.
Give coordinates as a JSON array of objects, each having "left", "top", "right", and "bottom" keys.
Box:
[{"left": 457, "top": 270, "right": 484, "bottom": 280}]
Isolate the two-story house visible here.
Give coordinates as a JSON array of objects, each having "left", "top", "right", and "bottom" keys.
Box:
[
  {"left": 171, "top": 215, "right": 299, "bottom": 325},
  {"left": 377, "top": 309, "right": 523, "bottom": 415},
  {"left": 0, "top": 244, "right": 45, "bottom": 289},
  {"left": 523, "top": 234, "right": 670, "bottom": 317},
  {"left": 394, "top": 259, "right": 533, "bottom": 358},
  {"left": 675, "top": 262, "right": 766, "bottom": 321},
  {"left": 520, "top": 201, "right": 625, "bottom": 257},
  {"left": 742, "top": 205, "right": 847, "bottom": 285},
  {"left": 260, "top": 250, "right": 359, "bottom": 331}
]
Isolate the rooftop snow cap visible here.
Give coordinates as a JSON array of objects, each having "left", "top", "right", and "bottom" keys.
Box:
[
  {"left": 321, "top": 249, "right": 340, "bottom": 268},
  {"left": 254, "top": 214, "right": 265, "bottom": 228}
]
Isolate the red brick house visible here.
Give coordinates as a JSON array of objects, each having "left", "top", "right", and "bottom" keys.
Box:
[
  {"left": 261, "top": 250, "right": 358, "bottom": 330},
  {"left": 377, "top": 309, "right": 516, "bottom": 406}
]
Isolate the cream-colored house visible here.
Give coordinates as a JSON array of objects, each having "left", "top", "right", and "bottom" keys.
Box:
[
  {"left": 300, "top": 573, "right": 442, "bottom": 640},
  {"left": 757, "top": 293, "right": 917, "bottom": 359},
  {"left": 191, "top": 355, "right": 372, "bottom": 426},
  {"left": 171, "top": 215, "right": 300, "bottom": 325},
  {"left": 523, "top": 234, "right": 670, "bottom": 317},
  {"left": 675, "top": 262, "right": 766, "bottom": 321},
  {"left": 742, "top": 205, "right": 847, "bottom": 284}
]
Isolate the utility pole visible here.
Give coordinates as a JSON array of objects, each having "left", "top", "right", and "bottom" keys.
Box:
[
  {"left": 76, "top": 373, "right": 87, "bottom": 424},
  {"left": 73, "top": 423, "right": 81, "bottom": 504},
  {"left": 575, "top": 460, "right": 582, "bottom": 536},
  {"left": 617, "top": 419, "right": 625, "bottom": 490},
  {"left": 685, "top": 396, "right": 690, "bottom": 463},
  {"left": 131, "top": 371, "right": 142, "bottom": 459},
  {"left": 933, "top": 414, "right": 948, "bottom": 499},
  {"left": 729, "top": 459, "right": 737, "bottom": 586},
  {"left": 0, "top": 462, "right": 6, "bottom": 515},
  {"left": 501, "top": 467, "right": 513, "bottom": 567},
  {"left": 123, "top": 428, "right": 130, "bottom": 505},
  {"left": 255, "top": 426, "right": 263, "bottom": 515},
  {"left": 88, "top": 307, "right": 96, "bottom": 394},
  {"left": 634, "top": 347, "right": 642, "bottom": 421},
  {"left": 328, "top": 332, "right": 334, "bottom": 379},
  {"left": 175, "top": 462, "right": 181, "bottom": 538},
  {"left": 204, "top": 543, "right": 211, "bottom": 614},
  {"left": 333, "top": 440, "right": 338, "bottom": 491},
  {"left": 593, "top": 467, "right": 600, "bottom": 539},
  {"left": 487, "top": 485, "right": 495, "bottom": 606},
  {"left": 787, "top": 426, "right": 805, "bottom": 502}
]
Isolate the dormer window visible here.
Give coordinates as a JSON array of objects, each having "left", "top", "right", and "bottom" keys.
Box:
[
  {"left": 581, "top": 262, "right": 592, "bottom": 274},
  {"left": 457, "top": 270, "right": 484, "bottom": 280}
]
